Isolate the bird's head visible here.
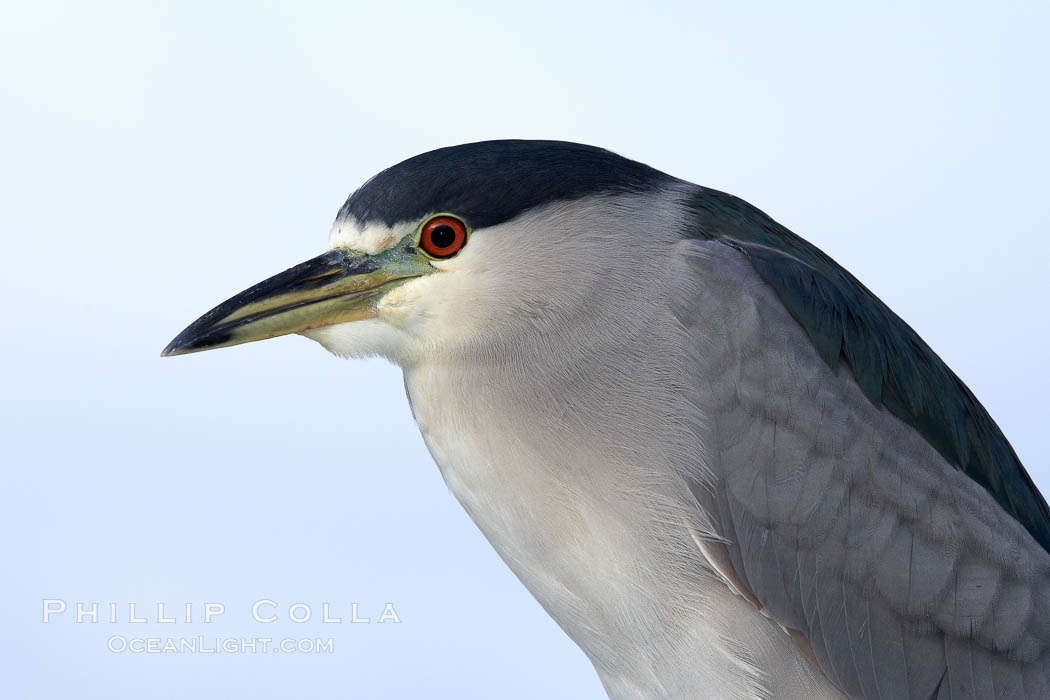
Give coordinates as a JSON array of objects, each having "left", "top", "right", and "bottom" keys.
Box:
[{"left": 163, "top": 140, "right": 681, "bottom": 366}]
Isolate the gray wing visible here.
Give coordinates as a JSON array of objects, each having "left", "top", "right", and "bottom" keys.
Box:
[
  {"left": 683, "top": 186, "right": 1050, "bottom": 551},
  {"left": 671, "top": 227, "right": 1050, "bottom": 698}
]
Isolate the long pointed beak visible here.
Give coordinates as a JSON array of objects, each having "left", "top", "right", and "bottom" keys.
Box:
[{"left": 162, "top": 247, "right": 424, "bottom": 357}]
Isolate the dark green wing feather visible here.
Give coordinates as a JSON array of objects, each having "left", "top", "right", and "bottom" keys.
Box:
[{"left": 684, "top": 186, "right": 1050, "bottom": 554}]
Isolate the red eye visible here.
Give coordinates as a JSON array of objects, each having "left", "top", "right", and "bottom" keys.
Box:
[{"left": 420, "top": 216, "right": 468, "bottom": 258}]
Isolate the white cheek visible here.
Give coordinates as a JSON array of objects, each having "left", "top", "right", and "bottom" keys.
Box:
[
  {"left": 376, "top": 275, "right": 449, "bottom": 333},
  {"left": 300, "top": 319, "right": 413, "bottom": 362},
  {"left": 375, "top": 280, "right": 421, "bottom": 326},
  {"left": 376, "top": 270, "right": 482, "bottom": 346}
]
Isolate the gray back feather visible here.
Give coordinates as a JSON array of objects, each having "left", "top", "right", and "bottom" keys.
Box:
[
  {"left": 683, "top": 186, "right": 1050, "bottom": 554},
  {"left": 670, "top": 207, "right": 1050, "bottom": 698}
]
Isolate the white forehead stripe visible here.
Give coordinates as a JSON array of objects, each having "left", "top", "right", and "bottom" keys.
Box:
[{"left": 328, "top": 215, "right": 412, "bottom": 255}]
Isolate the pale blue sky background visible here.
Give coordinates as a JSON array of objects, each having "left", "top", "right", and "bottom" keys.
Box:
[{"left": 1, "top": 1, "right": 1048, "bottom": 698}]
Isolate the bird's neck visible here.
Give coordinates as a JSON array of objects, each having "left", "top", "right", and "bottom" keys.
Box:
[{"left": 401, "top": 309, "right": 716, "bottom": 676}]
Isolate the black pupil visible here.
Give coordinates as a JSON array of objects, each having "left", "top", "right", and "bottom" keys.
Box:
[{"left": 430, "top": 224, "right": 456, "bottom": 248}]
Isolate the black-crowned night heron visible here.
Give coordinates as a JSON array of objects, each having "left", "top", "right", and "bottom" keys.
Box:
[{"left": 164, "top": 140, "right": 1050, "bottom": 699}]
